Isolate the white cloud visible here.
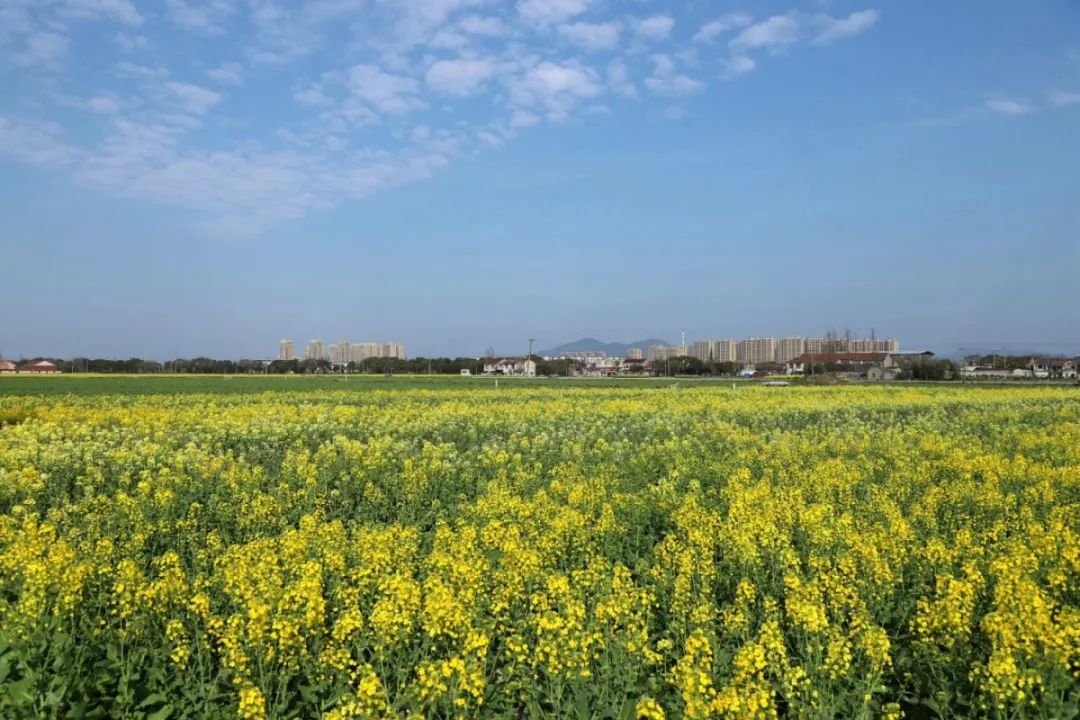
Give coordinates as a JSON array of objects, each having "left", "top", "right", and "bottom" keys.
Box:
[
  {"left": 985, "top": 98, "right": 1031, "bottom": 116},
  {"left": 558, "top": 21, "right": 620, "bottom": 51},
  {"left": 721, "top": 55, "right": 756, "bottom": 79},
  {"left": 164, "top": 82, "right": 223, "bottom": 115},
  {"left": 458, "top": 15, "right": 511, "bottom": 37},
  {"left": 1047, "top": 89, "right": 1080, "bottom": 107},
  {"left": 632, "top": 15, "right": 674, "bottom": 42},
  {"left": 294, "top": 84, "right": 333, "bottom": 106},
  {"left": 693, "top": 13, "right": 753, "bottom": 43},
  {"left": 426, "top": 58, "right": 499, "bottom": 96},
  {"left": 347, "top": 64, "right": 423, "bottom": 114},
  {"left": 607, "top": 59, "right": 637, "bottom": 98},
  {"left": 60, "top": 0, "right": 143, "bottom": 25},
  {"left": 302, "top": 0, "right": 366, "bottom": 24},
  {"left": 0, "top": 0, "right": 898, "bottom": 238},
  {"left": 87, "top": 96, "right": 122, "bottom": 114},
  {"left": 381, "top": 0, "right": 493, "bottom": 52},
  {"left": 0, "top": 118, "right": 82, "bottom": 166},
  {"left": 517, "top": 0, "right": 590, "bottom": 27},
  {"left": 115, "top": 61, "right": 167, "bottom": 79},
  {"left": 814, "top": 10, "right": 879, "bottom": 45},
  {"left": 645, "top": 54, "right": 703, "bottom": 97},
  {"left": 1, "top": 111, "right": 456, "bottom": 239},
  {"left": 663, "top": 105, "right": 688, "bottom": 120},
  {"left": 510, "top": 110, "right": 541, "bottom": 128},
  {"left": 114, "top": 32, "right": 148, "bottom": 51},
  {"left": 730, "top": 15, "right": 799, "bottom": 51},
  {"left": 509, "top": 61, "right": 602, "bottom": 121},
  {"left": 166, "top": 0, "right": 238, "bottom": 34},
  {"left": 207, "top": 62, "right": 244, "bottom": 86},
  {"left": 15, "top": 32, "right": 69, "bottom": 68}
]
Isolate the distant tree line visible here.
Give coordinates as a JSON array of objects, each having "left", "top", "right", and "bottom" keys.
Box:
[
  {"left": 651, "top": 357, "right": 741, "bottom": 377},
  {"left": 901, "top": 359, "right": 957, "bottom": 381},
  {"left": 31, "top": 356, "right": 577, "bottom": 377}
]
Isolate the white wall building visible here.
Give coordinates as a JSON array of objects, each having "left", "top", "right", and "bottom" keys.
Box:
[
  {"left": 690, "top": 340, "right": 713, "bottom": 362},
  {"left": 738, "top": 338, "right": 776, "bottom": 365},
  {"left": 775, "top": 337, "right": 806, "bottom": 363},
  {"left": 330, "top": 340, "right": 351, "bottom": 364},
  {"left": 304, "top": 340, "right": 325, "bottom": 361},
  {"left": 710, "top": 340, "right": 737, "bottom": 363},
  {"left": 279, "top": 339, "right": 294, "bottom": 361}
]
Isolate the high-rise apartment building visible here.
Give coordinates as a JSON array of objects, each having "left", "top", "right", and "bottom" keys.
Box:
[
  {"left": 279, "top": 339, "right": 294, "bottom": 361},
  {"left": 690, "top": 340, "right": 713, "bottom": 362},
  {"left": 647, "top": 345, "right": 676, "bottom": 362},
  {"left": 737, "top": 338, "right": 777, "bottom": 365},
  {"left": 849, "top": 338, "right": 875, "bottom": 353},
  {"left": 874, "top": 339, "right": 900, "bottom": 353},
  {"left": 626, "top": 348, "right": 643, "bottom": 360},
  {"left": 710, "top": 339, "right": 737, "bottom": 363},
  {"left": 330, "top": 340, "right": 351, "bottom": 364},
  {"left": 303, "top": 340, "right": 325, "bottom": 361},
  {"left": 382, "top": 343, "right": 406, "bottom": 360},
  {"left": 775, "top": 337, "right": 806, "bottom": 363},
  {"left": 350, "top": 343, "right": 380, "bottom": 363}
]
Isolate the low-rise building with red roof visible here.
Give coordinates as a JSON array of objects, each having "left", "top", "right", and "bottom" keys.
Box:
[{"left": 20, "top": 360, "right": 60, "bottom": 374}]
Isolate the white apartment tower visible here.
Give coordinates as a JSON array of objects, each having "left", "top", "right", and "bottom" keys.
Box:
[
  {"left": 775, "top": 337, "right": 806, "bottom": 363},
  {"left": 626, "top": 348, "right": 644, "bottom": 360},
  {"left": 647, "top": 345, "right": 676, "bottom": 362},
  {"left": 875, "top": 338, "right": 900, "bottom": 353},
  {"left": 330, "top": 340, "right": 351, "bottom": 364},
  {"left": 350, "top": 343, "right": 380, "bottom": 363},
  {"left": 303, "top": 340, "right": 325, "bottom": 361},
  {"left": 737, "top": 338, "right": 777, "bottom": 365},
  {"left": 690, "top": 340, "right": 713, "bottom": 362},
  {"left": 382, "top": 343, "right": 406, "bottom": 360},
  {"left": 710, "top": 340, "right": 737, "bottom": 363},
  {"left": 279, "top": 339, "right": 294, "bottom": 361}
]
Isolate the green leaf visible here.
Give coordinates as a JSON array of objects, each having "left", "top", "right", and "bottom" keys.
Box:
[{"left": 146, "top": 704, "right": 174, "bottom": 720}]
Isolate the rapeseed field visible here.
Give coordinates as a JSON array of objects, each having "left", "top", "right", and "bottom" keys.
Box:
[{"left": 0, "top": 385, "right": 1077, "bottom": 718}]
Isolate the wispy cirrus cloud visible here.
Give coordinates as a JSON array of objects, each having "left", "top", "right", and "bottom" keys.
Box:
[
  {"left": 731, "top": 15, "right": 800, "bottom": 52},
  {"left": 13, "top": 32, "right": 69, "bottom": 68},
  {"left": 517, "top": 0, "right": 590, "bottom": 27},
  {"left": 0, "top": 1, "right": 889, "bottom": 237},
  {"left": 693, "top": 13, "right": 752, "bottom": 44},
  {"left": 558, "top": 21, "right": 620, "bottom": 52},
  {"left": 1047, "top": 89, "right": 1080, "bottom": 107},
  {"left": 985, "top": 98, "right": 1032, "bottom": 116},
  {"left": 632, "top": 15, "right": 674, "bottom": 42},
  {"left": 645, "top": 54, "right": 703, "bottom": 97},
  {"left": 813, "top": 10, "right": 879, "bottom": 45},
  {"left": 426, "top": 57, "right": 500, "bottom": 96}
]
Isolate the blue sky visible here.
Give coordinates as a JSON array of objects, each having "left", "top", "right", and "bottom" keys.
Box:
[{"left": 1, "top": 0, "right": 1078, "bottom": 360}]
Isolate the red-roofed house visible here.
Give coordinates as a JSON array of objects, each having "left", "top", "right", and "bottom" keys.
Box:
[
  {"left": 0, "top": 360, "right": 16, "bottom": 374},
  {"left": 20, "top": 360, "right": 60, "bottom": 374}
]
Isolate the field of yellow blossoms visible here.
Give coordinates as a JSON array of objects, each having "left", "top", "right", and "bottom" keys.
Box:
[{"left": 0, "top": 383, "right": 1077, "bottom": 719}]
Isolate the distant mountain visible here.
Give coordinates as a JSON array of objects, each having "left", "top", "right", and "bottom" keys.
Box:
[{"left": 538, "top": 337, "right": 670, "bottom": 357}]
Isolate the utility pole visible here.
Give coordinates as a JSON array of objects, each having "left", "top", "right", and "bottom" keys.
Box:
[{"left": 527, "top": 338, "right": 536, "bottom": 378}]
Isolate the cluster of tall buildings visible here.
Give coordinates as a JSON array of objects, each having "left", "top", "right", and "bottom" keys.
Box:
[
  {"left": 648, "top": 336, "right": 900, "bottom": 365},
  {"left": 278, "top": 339, "right": 406, "bottom": 363}
]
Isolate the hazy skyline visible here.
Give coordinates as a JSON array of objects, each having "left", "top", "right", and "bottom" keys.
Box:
[{"left": 2, "top": 1, "right": 1078, "bottom": 360}]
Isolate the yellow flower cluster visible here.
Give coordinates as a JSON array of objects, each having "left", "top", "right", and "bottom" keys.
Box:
[{"left": 0, "top": 383, "right": 1077, "bottom": 718}]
